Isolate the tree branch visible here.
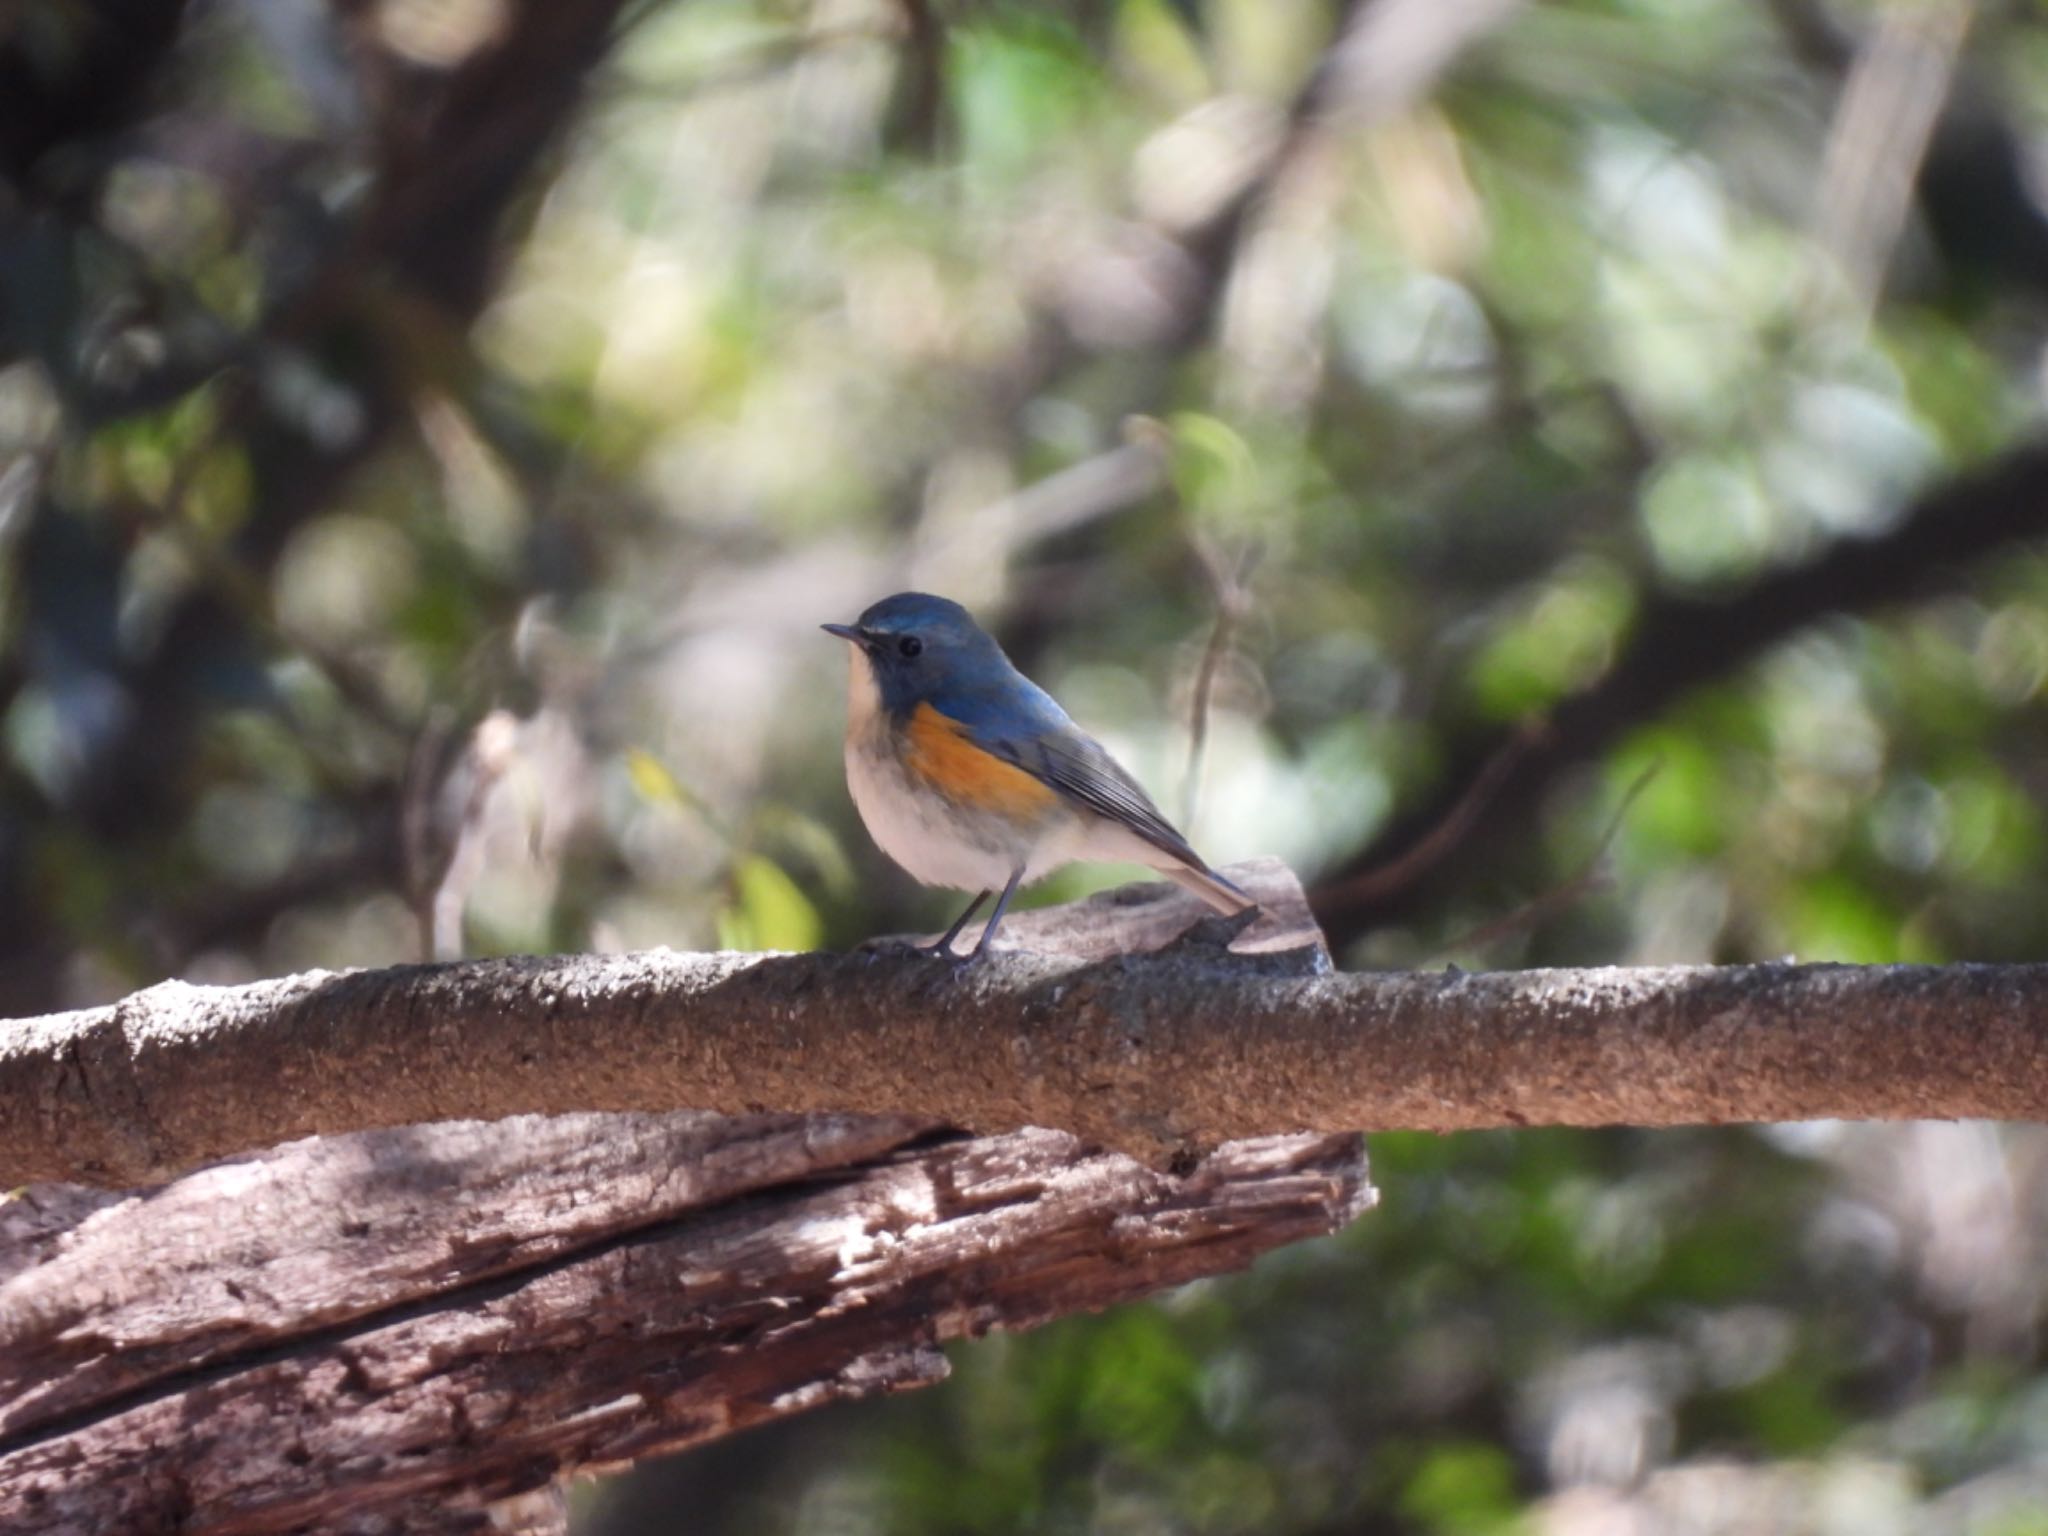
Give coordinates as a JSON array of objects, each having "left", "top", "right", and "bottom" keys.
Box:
[{"left": 5, "top": 859, "right": 2046, "bottom": 1193}]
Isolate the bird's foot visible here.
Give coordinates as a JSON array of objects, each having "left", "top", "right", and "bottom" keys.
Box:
[{"left": 856, "top": 935, "right": 980, "bottom": 966}]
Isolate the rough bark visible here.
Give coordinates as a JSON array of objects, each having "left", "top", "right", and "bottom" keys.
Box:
[
  {"left": 5, "top": 859, "right": 2047, "bottom": 1194},
  {"left": 0, "top": 1111, "right": 1371, "bottom": 1534}
]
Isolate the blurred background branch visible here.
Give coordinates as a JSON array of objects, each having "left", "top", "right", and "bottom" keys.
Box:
[{"left": 1312, "top": 440, "right": 2048, "bottom": 946}]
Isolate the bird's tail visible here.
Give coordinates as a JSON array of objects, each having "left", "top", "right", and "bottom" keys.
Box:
[{"left": 1161, "top": 859, "right": 1258, "bottom": 916}]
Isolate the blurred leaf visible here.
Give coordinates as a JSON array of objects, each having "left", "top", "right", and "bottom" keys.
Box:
[
  {"left": 1466, "top": 558, "right": 1634, "bottom": 718},
  {"left": 1072, "top": 1306, "right": 1202, "bottom": 1459},
  {"left": 757, "top": 804, "right": 857, "bottom": 899},
  {"left": 1778, "top": 872, "right": 1903, "bottom": 964},
  {"left": 952, "top": 12, "right": 1101, "bottom": 188},
  {"left": 1398, "top": 1441, "right": 1523, "bottom": 1536},
  {"left": 716, "top": 853, "right": 822, "bottom": 952},
  {"left": 1938, "top": 761, "right": 2044, "bottom": 887},
  {"left": 1166, "top": 410, "right": 1259, "bottom": 519},
  {"left": 626, "top": 746, "right": 686, "bottom": 808},
  {"left": 1114, "top": 0, "right": 1211, "bottom": 105},
  {"left": 1717, "top": 1364, "right": 1843, "bottom": 1457},
  {"left": 1611, "top": 728, "right": 1731, "bottom": 864},
  {"left": 1885, "top": 313, "right": 2014, "bottom": 465}
]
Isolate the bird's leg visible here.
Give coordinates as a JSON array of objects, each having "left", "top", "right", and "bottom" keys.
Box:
[
  {"left": 967, "top": 867, "right": 1027, "bottom": 961},
  {"left": 922, "top": 890, "right": 990, "bottom": 958}
]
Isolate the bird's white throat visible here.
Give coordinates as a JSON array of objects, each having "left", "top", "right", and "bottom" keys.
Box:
[{"left": 843, "top": 648, "right": 883, "bottom": 734}]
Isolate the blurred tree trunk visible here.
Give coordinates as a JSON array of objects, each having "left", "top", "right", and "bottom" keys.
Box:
[{"left": 0, "top": 0, "right": 636, "bottom": 1014}]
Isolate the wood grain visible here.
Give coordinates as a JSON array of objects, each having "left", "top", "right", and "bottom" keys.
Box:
[{"left": 0, "top": 1120, "right": 1371, "bottom": 1534}]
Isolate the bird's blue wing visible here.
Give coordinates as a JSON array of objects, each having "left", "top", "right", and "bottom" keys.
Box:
[
  {"left": 933, "top": 677, "right": 1213, "bottom": 872},
  {"left": 1020, "top": 729, "right": 1211, "bottom": 868}
]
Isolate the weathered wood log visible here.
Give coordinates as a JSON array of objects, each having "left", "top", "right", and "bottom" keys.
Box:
[
  {"left": 0, "top": 1114, "right": 1371, "bottom": 1534},
  {"left": 0, "top": 1112, "right": 937, "bottom": 1438}
]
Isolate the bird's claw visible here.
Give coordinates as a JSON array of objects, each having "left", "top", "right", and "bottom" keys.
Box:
[{"left": 856, "top": 935, "right": 980, "bottom": 967}]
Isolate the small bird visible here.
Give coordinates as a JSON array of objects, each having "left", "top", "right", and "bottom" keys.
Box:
[{"left": 823, "top": 592, "right": 1254, "bottom": 960}]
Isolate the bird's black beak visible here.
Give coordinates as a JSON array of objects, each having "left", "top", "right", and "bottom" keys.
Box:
[{"left": 821, "top": 622, "right": 872, "bottom": 651}]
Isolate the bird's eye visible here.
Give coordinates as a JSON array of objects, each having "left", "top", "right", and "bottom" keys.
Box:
[{"left": 897, "top": 635, "right": 923, "bottom": 659}]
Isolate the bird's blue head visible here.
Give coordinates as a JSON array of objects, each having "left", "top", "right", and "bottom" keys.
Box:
[{"left": 822, "top": 592, "right": 1010, "bottom": 716}]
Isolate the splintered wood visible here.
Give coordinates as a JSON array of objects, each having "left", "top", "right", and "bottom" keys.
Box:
[{"left": 0, "top": 1116, "right": 1371, "bottom": 1534}]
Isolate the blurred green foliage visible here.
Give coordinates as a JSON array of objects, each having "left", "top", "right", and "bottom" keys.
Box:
[{"left": 8, "top": 0, "right": 2048, "bottom": 1530}]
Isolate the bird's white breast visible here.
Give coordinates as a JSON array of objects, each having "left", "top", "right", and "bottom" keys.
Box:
[{"left": 841, "top": 654, "right": 1058, "bottom": 891}]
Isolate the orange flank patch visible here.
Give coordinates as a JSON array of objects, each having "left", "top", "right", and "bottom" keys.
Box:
[{"left": 905, "top": 703, "right": 1059, "bottom": 817}]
